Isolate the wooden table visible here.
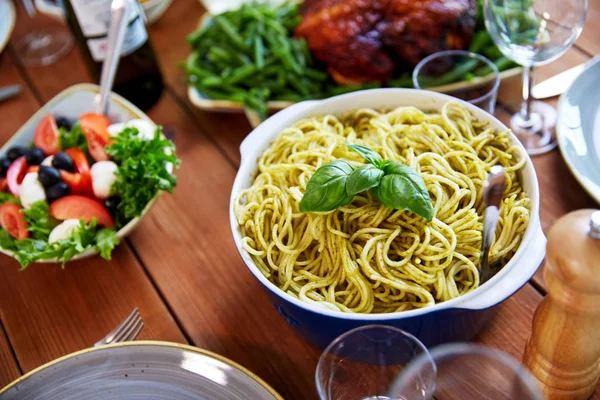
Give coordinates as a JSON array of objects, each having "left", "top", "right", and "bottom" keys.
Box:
[{"left": 0, "top": 1, "right": 598, "bottom": 398}]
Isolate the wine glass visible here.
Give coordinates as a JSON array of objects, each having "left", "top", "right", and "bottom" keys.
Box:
[
  {"left": 14, "top": 0, "right": 73, "bottom": 66},
  {"left": 413, "top": 50, "right": 501, "bottom": 114},
  {"left": 315, "top": 325, "right": 431, "bottom": 400},
  {"left": 484, "top": 0, "right": 588, "bottom": 155},
  {"left": 388, "top": 343, "right": 543, "bottom": 400}
]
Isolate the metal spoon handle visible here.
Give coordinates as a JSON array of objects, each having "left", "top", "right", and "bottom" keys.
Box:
[
  {"left": 480, "top": 165, "right": 506, "bottom": 283},
  {"left": 95, "top": 0, "right": 130, "bottom": 115}
]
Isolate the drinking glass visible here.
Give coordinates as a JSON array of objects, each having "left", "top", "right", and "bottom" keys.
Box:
[
  {"left": 413, "top": 50, "right": 500, "bottom": 114},
  {"left": 388, "top": 343, "right": 543, "bottom": 400},
  {"left": 316, "top": 325, "right": 431, "bottom": 400},
  {"left": 14, "top": 0, "right": 73, "bottom": 66},
  {"left": 484, "top": 0, "right": 587, "bottom": 155}
]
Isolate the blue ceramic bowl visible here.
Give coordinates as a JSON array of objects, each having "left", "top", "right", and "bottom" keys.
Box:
[{"left": 229, "top": 89, "right": 546, "bottom": 349}]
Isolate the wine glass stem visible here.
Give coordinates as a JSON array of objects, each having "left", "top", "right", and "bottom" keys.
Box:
[
  {"left": 520, "top": 64, "right": 535, "bottom": 126},
  {"left": 22, "top": 0, "right": 37, "bottom": 18}
]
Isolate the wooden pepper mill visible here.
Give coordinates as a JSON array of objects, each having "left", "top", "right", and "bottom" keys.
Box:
[{"left": 523, "top": 209, "right": 600, "bottom": 399}]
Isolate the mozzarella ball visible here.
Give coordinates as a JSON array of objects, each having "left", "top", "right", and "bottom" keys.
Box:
[
  {"left": 107, "top": 119, "right": 156, "bottom": 140},
  {"left": 49, "top": 219, "right": 81, "bottom": 243},
  {"left": 20, "top": 173, "right": 46, "bottom": 209},
  {"left": 90, "top": 161, "right": 118, "bottom": 200},
  {"left": 41, "top": 156, "right": 54, "bottom": 166}
]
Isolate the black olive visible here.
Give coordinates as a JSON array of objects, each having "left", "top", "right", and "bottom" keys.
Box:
[
  {"left": 6, "top": 147, "right": 26, "bottom": 162},
  {"left": 46, "top": 182, "right": 71, "bottom": 203},
  {"left": 55, "top": 116, "right": 72, "bottom": 130},
  {"left": 25, "top": 148, "right": 45, "bottom": 165},
  {"left": 52, "top": 152, "right": 75, "bottom": 172},
  {"left": 104, "top": 196, "right": 120, "bottom": 217},
  {"left": 0, "top": 158, "right": 11, "bottom": 177},
  {"left": 38, "top": 166, "right": 61, "bottom": 188}
]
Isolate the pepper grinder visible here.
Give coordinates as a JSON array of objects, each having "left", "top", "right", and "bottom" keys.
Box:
[{"left": 523, "top": 209, "right": 600, "bottom": 399}]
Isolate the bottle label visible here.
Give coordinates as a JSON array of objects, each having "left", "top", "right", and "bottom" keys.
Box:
[{"left": 69, "top": 0, "right": 148, "bottom": 61}]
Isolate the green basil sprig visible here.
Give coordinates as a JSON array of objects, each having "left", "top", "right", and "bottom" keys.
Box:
[
  {"left": 299, "top": 160, "right": 355, "bottom": 212},
  {"left": 300, "top": 144, "right": 434, "bottom": 222}
]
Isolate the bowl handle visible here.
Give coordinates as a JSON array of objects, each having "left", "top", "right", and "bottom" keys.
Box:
[
  {"left": 239, "top": 100, "right": 320, "bottom": 163},
  {"left": 458, "top": 220, "right": 546, "bottom": 311}
]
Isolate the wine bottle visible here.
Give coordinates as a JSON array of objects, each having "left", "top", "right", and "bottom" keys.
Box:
[{"left": 61, "top": 0, "right": 164, "bottom": 111}]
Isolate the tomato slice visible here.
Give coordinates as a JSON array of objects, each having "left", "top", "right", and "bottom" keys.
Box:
[
  {"left": 49, "top": 195, "right": 114, "bottom": 228},
  {"left": 79, "top": 113, "right": 112, "bottom": 162},
  {"left": 64, "top": 148, "right": 90, "bottom": 174},
  {"left": 27, "top": 166, "right": 39, "bottom": 174},
  {"left": 60, "top": 171, "right": 94, "bottom": 198},
  {"left": 0, "top": 203, "right": 30, "bottom": 240},
  {"left": 34, "top": 114, "right": 61, "bottom": 155},
  {"left": 0, "top": 178, "right": 7, "bottom": 192},
  {"left": 6, "top": 157, "right": 29, "bottom": 196}
]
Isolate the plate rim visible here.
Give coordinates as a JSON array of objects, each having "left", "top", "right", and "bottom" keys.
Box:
[
  {"left": 0, "top": 340, "right": 284, "bottom": 400},
  {"left": 556, "top": 57, "right": 600, "bottom": 204}
]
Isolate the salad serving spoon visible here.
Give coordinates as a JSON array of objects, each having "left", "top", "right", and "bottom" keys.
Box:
[
  {"left": 94, "top": 0, "right": 130, "bottom": 115},
  {"left": 479, "top": 165, "right": 506, "bottom": 285}
]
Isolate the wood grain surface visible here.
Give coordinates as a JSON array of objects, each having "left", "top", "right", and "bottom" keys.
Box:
[{"left": 1, "top": 0, "right": 599, "bottom": 398}]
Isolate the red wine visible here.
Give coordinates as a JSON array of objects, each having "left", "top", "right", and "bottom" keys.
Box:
[{"left": 62, "top": 0, "right": 164, "bottom": 111}]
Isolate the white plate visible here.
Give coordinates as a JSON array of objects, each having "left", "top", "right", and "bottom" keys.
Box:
[
  {"left": 0, "top": 83, "right": 171, "bottom": 263},
  {"left": 0, "top": 0, "right": 16, "bottom": 55},
  {"left": 557, "top": 58, "right": 600, "bottom": 203},
  {"left": 141, "top": 0, "right": 172, "bottom": 25},
  {"left": 0, "top": 341, "right": 283, "bottom": 400}
]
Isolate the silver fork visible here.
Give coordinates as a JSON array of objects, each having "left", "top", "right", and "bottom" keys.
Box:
[{"left": 94, "top": 307, "right": 144, "bottom": 347}]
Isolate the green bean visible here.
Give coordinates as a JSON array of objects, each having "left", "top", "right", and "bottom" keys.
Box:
[
  {"left": 304, "top": 68, "right": 328, "bottom": 81},
  {"left": 226, "top": 64, "right": 258, "bottom": 85},
  {"left": 200, "top": 76, "right": 224, "bottom": 87},
  {"left": 287, "top": 73, "right": 310, "bottom": 96},
  {"left": 264, "top": 18, "right": 287, "bottom": 35},
  {"left": 214, "top": 15, "right": 247, "bottom": 49},
  {"left": 474, "top": 56, "right": 516, "bottom": 76},
  {"left": 482, "top": 45, "right": 503, "bottom": 61},
  {"left": 387, "top": 74, "right": 414, "bottom": 88},
  {"left": 327, "top": 83, "right": 382, "bottom": 96},
  {"left": 469, "top": 30, "right": 492, "bottom": 53},
  {"left": 254, "top": 36, "right": 265, "bottom": 70},
  {"left": 186, "top": 18, "right": 214, "bottom": 45},
  {"left": 421, "top": 59, "right": 480, "bottom": 87}
]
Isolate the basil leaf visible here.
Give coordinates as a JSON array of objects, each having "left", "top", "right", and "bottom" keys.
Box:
[
  {"left": 347, "top": 144, "right": 384, "bottom": 168},
  {"left": 346, "top": 164, "right": 384, "bottom": 197},
  {"left": 300, "top": 160, "right": 355, "bottom": 212},
  {"left": 375, "top": 161, "right": 434, "bottom": 222}
]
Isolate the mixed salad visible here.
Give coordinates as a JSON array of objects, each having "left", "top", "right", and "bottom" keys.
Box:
[{"left": 0, "top": 112, "right": 180, "bottom": 268}]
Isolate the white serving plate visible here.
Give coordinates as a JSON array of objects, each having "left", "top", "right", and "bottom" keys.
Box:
[
  {"left": 0, "top": 0, "right": 16, "bottom": 55},
  {"left": 141, "top": 0, "right": 173, "bottom": 24},
  {"left": 230, "top": 89, "right": 546, "bottom": 321},
  {"left": 556, "top": 57, "right": 600, "bottom": 203},
  {"left": 0, "top": 341, "right": 283, "bottom": 400},
  {"left": 0, "top": 83, "right": 170, "bottom": 263}
]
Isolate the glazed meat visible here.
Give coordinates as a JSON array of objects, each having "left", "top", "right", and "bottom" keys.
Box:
[{"left": 295, "top": 0, "right": 477, "bottom": 84}]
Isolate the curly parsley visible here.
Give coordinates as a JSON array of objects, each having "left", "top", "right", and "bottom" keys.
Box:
[{"left": 106, "top": 126, "right": 180, "bottom": 227}]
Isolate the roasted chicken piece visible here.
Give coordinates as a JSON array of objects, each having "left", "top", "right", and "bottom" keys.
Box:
[{"left": 295, "top": 0, "right": 477, "bottom": 84}]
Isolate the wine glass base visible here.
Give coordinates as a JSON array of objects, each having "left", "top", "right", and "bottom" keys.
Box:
[
  {"left": 510, "top": 101, "right": 558, "bottom": 156},
  {"left": 15, "top": 30, "right": 73, "bottom": 66}
]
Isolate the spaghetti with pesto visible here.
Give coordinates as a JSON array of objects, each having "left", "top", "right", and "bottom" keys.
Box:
[{"left": 234, "top": 102, "right": 530, "bottom": 313}]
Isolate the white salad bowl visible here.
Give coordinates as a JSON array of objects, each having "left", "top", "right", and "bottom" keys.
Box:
[
  {"left": 0, "top": 83, "right": 169, "bottom": 264},
  {"left": 229, "top": 88, "right": 546, "bottom": 349}
]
